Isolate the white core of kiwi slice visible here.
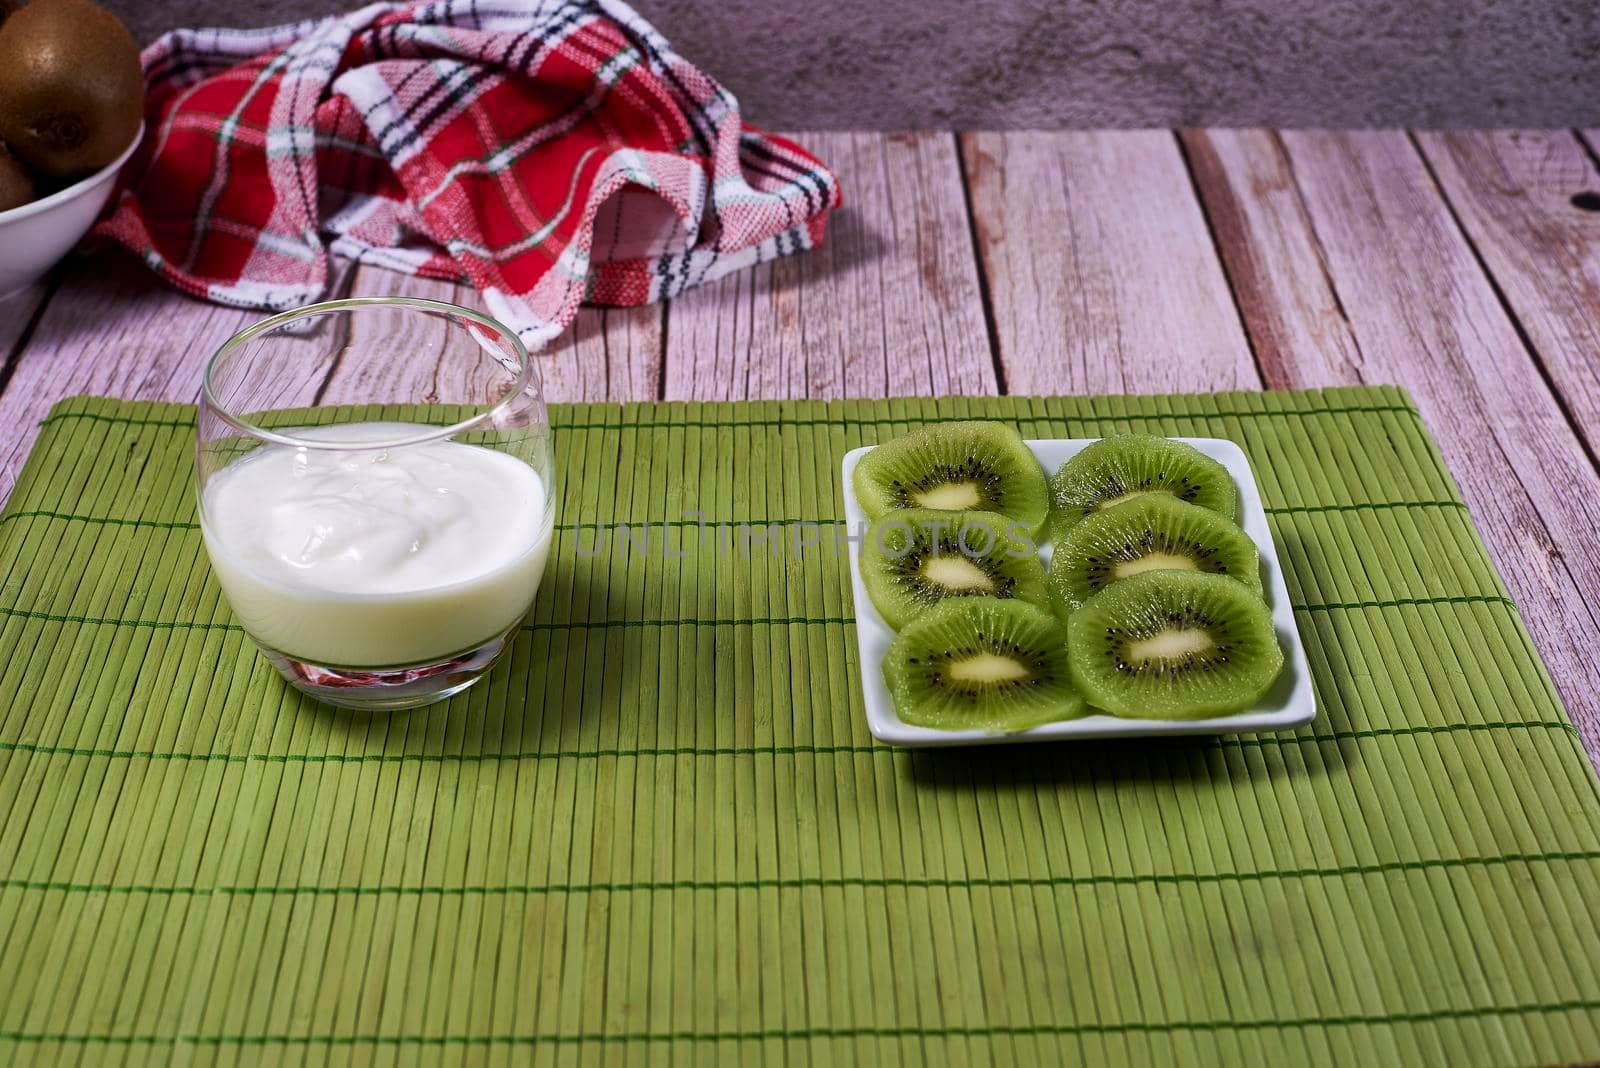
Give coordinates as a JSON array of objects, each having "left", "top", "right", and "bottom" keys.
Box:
[
  {"left": 946, "top": 652, "right": 1034, "bottom": 684},
  {"left": 920, "top": 555, "right": 996, "bottom": 591},
  {"left": 1124, "top": 627, "right": 1214, "bottom": 663},
  {"left": 913, "top": 481, "right": 985, "bottom": 510},
  {"left": 1094, "top": 489, "right": 1163, "bottom": 512},
  {"left": 1112, "top": 551, "right": 1202, "bottom": 580}
]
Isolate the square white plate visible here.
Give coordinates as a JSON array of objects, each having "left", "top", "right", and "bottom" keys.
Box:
[{"left": 842, "top": 438, "right": 1316, "bottom": 746}]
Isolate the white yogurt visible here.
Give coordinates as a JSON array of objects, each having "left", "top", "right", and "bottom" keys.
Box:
[{"left": 201, "top": 422, "right": 553, "bottom": 667}]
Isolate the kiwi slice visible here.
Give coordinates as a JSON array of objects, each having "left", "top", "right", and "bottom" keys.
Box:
[
  {"left": 862, "top": 509, "right": 1047, "bottom": 629},
  {"left": 1068, "top": 571, "right": 1283, "bottom": 719},
  {"left": 884, "top": 598, "right": 1085, "bottom": 731},
  {"left": 1049, "top": 434, "right": 1237, "bottom": 539},
  {"left": 1048, "top": 494, "right": 1261, "bottom": 616},
  {"left": 853, "top": 421, "right": 1049, "bottom": 535}
]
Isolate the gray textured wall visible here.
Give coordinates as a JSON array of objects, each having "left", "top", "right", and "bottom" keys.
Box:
[{"left": 105, "top": 0, "right": 1600, "bottom": 127}]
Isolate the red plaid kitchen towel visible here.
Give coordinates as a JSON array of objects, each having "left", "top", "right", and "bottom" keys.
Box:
[{"left": 95, "top": 0, "right": 840, "bottom": 346}]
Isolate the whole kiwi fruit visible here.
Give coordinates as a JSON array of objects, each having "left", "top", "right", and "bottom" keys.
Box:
[
  {"left": 0, "top": 141, "right": 36, "bottom": 211},
  {"left": 0, "top": 0, "right": 144, "bottom": 179}
]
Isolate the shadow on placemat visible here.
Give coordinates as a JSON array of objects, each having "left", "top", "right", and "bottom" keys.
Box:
[{"left": 904, "top": 732, "right": 1356, "bottom": 789}]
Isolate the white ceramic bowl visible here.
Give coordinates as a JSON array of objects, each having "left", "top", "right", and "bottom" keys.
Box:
[{"left": 0, "top": 123, "right": 144, "bottom": 300}]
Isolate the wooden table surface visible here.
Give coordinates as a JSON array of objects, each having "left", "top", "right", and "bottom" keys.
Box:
[{"left": 3, "top": 129, "right": 1598, "bottom": 769}]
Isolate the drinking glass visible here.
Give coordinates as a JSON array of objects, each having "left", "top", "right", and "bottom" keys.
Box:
[{"left": 196, "top": 297, "right": 555, "bottom": 710}]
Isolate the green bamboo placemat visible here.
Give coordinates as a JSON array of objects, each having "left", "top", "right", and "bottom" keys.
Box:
[{"left": 1, "top": 386, "right": 1597, "bottom": 1065}]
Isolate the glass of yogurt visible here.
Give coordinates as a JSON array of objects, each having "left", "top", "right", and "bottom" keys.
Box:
[{"left": 196, "top": 298, "right": 555, "bottom": 710}]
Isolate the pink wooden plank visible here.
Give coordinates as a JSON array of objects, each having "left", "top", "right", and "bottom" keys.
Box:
[
  {"left": 0, "top": 259, "right": 257, "bottom": 497},
  {"left": 1413, "top": 130, "right": 1600, "bottom": 457},
  {"left": 541, "top": 305, "right": 661, "bottom": 403},
  {"left": 0, "top": 283, "right": 51, "bottom": 362},
  {"left": 663, "top": 131, "right": 995, "bottom": 400},
  {"left": 310, "top": 270, "right": 489, "bottom": 408},
  {"left": 1187, "top": 128, "right": 1600, "bottom": 754},
  {"left": 1179, "top": 130, "right": 1364, "bottom": 388},
  {"left": 321, "top": 268, "right": 661, "bottom": 405},
  {"left": 1582, "top": 131, "right": 1600, "bottom": 172},
  {"left": 962, "top": 130, "right": 1259, "bottom": 393},
  {"left": 0, "top": 256, "right": 659, "bottom": 500}
]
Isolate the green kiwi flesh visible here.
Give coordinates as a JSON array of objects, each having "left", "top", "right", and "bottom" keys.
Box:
[
  {"left": 1049, "top": 494, "right": 1261, "bottom": 616},
  {"left": 0, "top": 0, "right": 145, "bottom": 178},
  {"left": 861, "top": 509, "right": 1047, "bottom": 629},
  {"left": 854, "top": 421, "right": 1049, "bottom": 535},
  {"left": 1049, "top": 434, "right": 1237, "bottom": 540},
  {"left": 1068, "top": 570, "right": 1282, "bottom": 719},
  {"left": 883, "top": 598, "right": 1084, "bottom": 731}
]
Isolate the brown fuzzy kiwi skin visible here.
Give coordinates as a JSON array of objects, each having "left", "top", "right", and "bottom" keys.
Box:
[
  {"left": 0, "top": 0, "right": 145, "bottom": 179},
  {"left": 0, "top": 141, "right": 36, "bottom": 211}
]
